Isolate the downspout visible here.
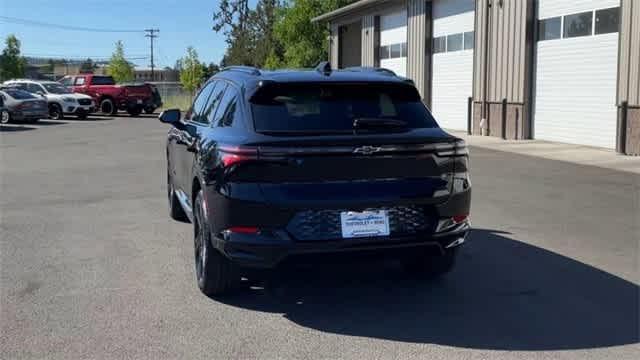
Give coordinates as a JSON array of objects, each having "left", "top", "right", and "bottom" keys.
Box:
[{"left": 482, "top": 0, "right": 492, "bottom": 135}]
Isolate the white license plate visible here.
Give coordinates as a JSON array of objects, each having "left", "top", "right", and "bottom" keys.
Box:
[
  {"left": 137, "top": 99, "right": 143, "bottom": 104},
  {"left": 340, "top": 210, "right": 390, "bottom": 238}
]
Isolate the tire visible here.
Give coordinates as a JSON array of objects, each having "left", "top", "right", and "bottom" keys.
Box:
[
  {"left": 49, "top": 104, "right": 64, "bottom": 120},
  {"left": 193, "top": 190, "right": 238, "bottom": 296},
  {"left": 100, "top": 98, "right": 117, "bottom": 116},
  {"left": 127, "top": 107, "right": 142, "bottom": 117},
  {"left": 144, "top": 107, "right": 155, "bottom": 114},
  {"left": 167, "top": 172, "right": 189, "bottom": 222},
  {"left": 402, "top": 247, "right": 458, "bottom": 279},
  {"left": 0, "top": 110, "right": 10, "bottom": 124}
]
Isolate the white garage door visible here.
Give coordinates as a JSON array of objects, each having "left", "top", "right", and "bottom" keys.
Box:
[
  {"left": 431, "top": 0, "right": 475, "bottom": 131},
  {"left": 379, "top": 10, "right": 407, "bottom": 77},
  {"left": 534, "top": 0, "right": 620, "bottom": 149}
]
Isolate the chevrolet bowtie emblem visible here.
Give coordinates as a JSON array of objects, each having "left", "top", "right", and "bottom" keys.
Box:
[{"left": 353, "top": 146, "right": 382, "bottom": 155}]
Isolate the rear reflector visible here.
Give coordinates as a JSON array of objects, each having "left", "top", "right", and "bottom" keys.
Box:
[
  {"left": 452, "top": 214, "right": 469, "bottom": 223},
  {"left": 227, "top": 226, "right": 259, "bottom": 234}
]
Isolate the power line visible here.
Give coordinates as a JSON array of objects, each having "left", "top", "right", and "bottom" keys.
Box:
[
  {"left": 145, "top": 29, "right": 159, "bottom": 79},
  {"left": 24, "top": 53, "right": 149, "bottom": 60},
  {"left": 0, "top": 16, "right": 144, "bottom": 33}
]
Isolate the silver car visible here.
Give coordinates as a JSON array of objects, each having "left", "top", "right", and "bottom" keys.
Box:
[{"left": 0, "top": 89, "right": 49, "bottom": 124}]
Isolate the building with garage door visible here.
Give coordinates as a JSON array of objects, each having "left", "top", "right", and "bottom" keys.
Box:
[{"left": 313, "top": 0, "right": 640, "bottom": 155}]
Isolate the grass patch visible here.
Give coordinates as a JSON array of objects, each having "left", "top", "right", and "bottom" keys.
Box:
[{"left": 161, "top": 94, "right": 193, "bottom": 111}]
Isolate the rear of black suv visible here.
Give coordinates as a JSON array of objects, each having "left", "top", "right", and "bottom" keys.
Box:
[{"left": 163, "top": 68, "right": 470, "bottom": 296}]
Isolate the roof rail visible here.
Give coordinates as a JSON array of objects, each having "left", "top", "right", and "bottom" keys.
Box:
[
  {"left": 221, "top": 66, "right": 261, "bottom": 76},
  {"left": 315, "top": 61, "right": 332, "bottom": 75},
  {"left": 343, "top": 66, "right": 397, "bottom": 76}
]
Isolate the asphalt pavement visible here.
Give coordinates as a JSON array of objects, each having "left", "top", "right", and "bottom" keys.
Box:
[{"left": 1, "top": 116, "right": 638, "bottom": 359}]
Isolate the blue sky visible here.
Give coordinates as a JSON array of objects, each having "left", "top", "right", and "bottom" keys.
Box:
[{"left": 0, "top": 0, "right": 257, "bottom": 68}]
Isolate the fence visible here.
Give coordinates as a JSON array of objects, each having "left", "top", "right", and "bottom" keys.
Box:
[{"left": 151, "top": 82, "right": 193, "bottom": 111}]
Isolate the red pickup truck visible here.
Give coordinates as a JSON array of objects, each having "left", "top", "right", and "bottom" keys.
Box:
[{"left": 60, "top": 74, "right": 153, "bottom": 116}]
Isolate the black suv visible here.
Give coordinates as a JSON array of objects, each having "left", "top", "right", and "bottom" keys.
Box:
[{"left": 160, "top": 63, "right": 471, "bottom": 296}]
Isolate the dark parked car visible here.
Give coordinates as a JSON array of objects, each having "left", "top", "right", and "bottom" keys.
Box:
[
  {"left": 159, "top": 64, "right": 471, "bottom": 296},
  {"left": 0, "top": 88, "right": 48, "bottom": 123}
]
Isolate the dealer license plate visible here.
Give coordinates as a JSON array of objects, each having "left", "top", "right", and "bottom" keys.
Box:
[
  {"left": 340, "top": 210, "right": 390, "bottom": 238},
  {"left": 137, "top": 99, "right": 143, "bottom": 104}
]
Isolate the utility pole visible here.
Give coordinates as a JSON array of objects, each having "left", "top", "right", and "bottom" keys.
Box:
[{"left": 144, "top": 29, "right": 159, "bottom": 81}]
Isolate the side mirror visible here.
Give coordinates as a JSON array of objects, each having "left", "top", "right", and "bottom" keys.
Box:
[
  {"left": 36, "top": 91, "right": 45, "bottom": 97},
  {"left": 159, "top": 108, "right": 181, "bottom": 125}
]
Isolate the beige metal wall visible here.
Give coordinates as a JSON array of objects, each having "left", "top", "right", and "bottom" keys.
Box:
[
  {"left": 472, "top": 0, "right": 534, "bottom": 139},
  {"left": 618, "top": 0, "right": 640, "bottom": 107},
  {"left": 617, "top": 0, "right": 640, "bottom": 155},
  {"left": 407, "top": 0, "right": 430, "bottom": 104},
  {"left": 473, "top": 0, "right": 533, "bottom": 103},
  {"left": 362, "top": 15, "right": 376, "bottom": 66}
]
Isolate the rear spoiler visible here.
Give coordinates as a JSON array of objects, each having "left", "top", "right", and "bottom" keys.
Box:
[{"left": 249, "top": 80, "right": 421, "bottom": 103}]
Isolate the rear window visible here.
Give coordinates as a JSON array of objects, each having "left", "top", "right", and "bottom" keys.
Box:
[
  {"left": 91, "top": 76, "right": 116, "bottom": 85},
  {"left": 251, "top": 83, "right": 438, "bottom": 133}
]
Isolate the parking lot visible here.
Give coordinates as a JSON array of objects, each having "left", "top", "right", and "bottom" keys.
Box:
[{"left": 1, "top": 116, "right": 639, "bottom": 359}]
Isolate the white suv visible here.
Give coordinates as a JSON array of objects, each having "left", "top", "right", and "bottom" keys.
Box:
[{"left": 3, "top": 79, "right": 95, "bottom": 120}]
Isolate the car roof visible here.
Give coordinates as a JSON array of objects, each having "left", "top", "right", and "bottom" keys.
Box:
[
  {"left": 212, "top": 64, "right": 415, "bottom": 100},
  {"left": 4, "top": 79, "right": 57, "bottom": 85}
]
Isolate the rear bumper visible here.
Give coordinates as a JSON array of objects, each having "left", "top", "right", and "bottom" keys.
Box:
[
  {"left": 202, "top": 178, "right": 471, "bottom": 269},
  {"left": 117, "top": 98, "right": 152, "bottom": 110},
  {"left": 10, "top": 110, "right": 47, "bottom": 121},
  {"left": 213, "top": 224, "right": 469, "bottom": 269}
]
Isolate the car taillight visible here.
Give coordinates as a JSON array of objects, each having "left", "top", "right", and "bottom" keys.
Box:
[
  {"left": 226, "top": 226, "right": 259, "bottom": 234},
  {"left": 218, "top": 145, "right": 258, "bottom": 167}
]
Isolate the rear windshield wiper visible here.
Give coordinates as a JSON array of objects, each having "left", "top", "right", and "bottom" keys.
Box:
[{"left": 352, "top": 118, "right": 408, "bottom": 129}]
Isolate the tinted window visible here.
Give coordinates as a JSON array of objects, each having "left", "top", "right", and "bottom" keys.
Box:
[
  {"left": 595, "top": 7, "right": 619, "bottom": 35},
  {"left": 4, "top": 89, "right": 36, "bottom": 100},
  {"left": 74, "top": 77, "right": 86, "bottom": 86},
  {"left": 464, "top": 31, "right": 474, "bottom": 50},
  {"left": 43, "top": 83, "right": 71, "bottom": 94},
  {"left": 212, "top": 87, "right": 237, "bottom": 127},
  {"left": 539, "top": 17, "right": 561, "bottom": 40},
  {"left": 187, "top": 81, "right": 215, "bottom": 123},
  {"left": 447, "top": 33, "right": 463, "bottom": 52},
  {"left": 564, "top": 11, "right": 593, "bottom": 38},
  {"left": 60, "top": 77, "right": 72, "bottom": 86},
  {"left": 251, "top": 83, "right": 438, "bottom": 133},
  {"left": 27, "top": 83, "right": 43, "bottom": 94},
  {"left": 90, "top": 76, "right": 116, "bottom": 85},
  {"left": 433, "top": 36, "right": 446, "bottom": 53},
  {"left": 379, "top": 45, "right": 390, "bottom": 60},
  {"left": 204, "top": 83, "right": 227, "bottom": 124}
]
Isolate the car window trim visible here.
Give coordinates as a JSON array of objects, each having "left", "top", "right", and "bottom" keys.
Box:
[{"left": 187, "top": 81, "right": 218, "bottom": 126}]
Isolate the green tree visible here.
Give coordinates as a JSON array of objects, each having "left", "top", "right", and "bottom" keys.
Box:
[
  {"left": 274, "top": 0, "right": 355, "bottom": 68},
  {"left": 213, "top": 0, "right": 282, "bottom": 67},
  {"left": 200, "top": 62, "right": 221, "bottom": 81},
  {"left": 107, "top": 41, "right": 134, "bottom": 83},
  {"left": 0, "top": 34, "right": 26, "bottom": 81},
  {"left": 179, "top": 46, "right": 204, "bottom": 94}
]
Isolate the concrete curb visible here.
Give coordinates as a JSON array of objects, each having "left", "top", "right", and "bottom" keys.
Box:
[{"left": 447, "top": 130, "right": 640, "bottom": 175}]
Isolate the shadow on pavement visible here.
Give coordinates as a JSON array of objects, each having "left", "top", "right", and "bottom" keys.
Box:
[
  {"left": 0, "top": 125, "right": 37, "bottom": 132},
  {"left": 217, "top": 229, "right": 639, "bottom": 351}
]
